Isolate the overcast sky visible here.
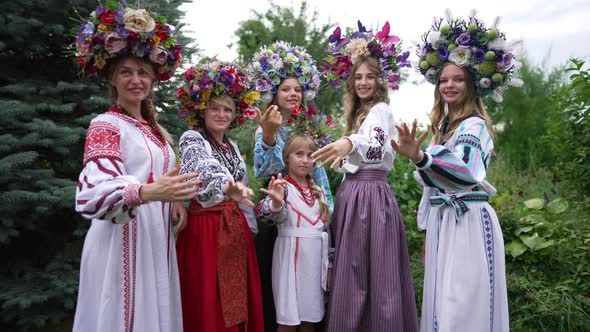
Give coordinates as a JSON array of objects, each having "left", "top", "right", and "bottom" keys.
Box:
[{"left": 179, "top": 0, "right": 590, "bottom": 123}]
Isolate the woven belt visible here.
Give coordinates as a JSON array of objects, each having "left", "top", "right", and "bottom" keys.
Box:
[{"left": 429, "top": 192, "right": 489, "bottom": 215}]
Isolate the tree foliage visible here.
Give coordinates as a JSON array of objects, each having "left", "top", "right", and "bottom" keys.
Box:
[
  {"left": 485, "top": 58, "right": 565, "bottom": 170},
  {"left": 0, "top": 0, "right": 193, "bottom": 330}
]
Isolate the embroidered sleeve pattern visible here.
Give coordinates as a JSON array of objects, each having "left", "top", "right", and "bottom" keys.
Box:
[
  {"left": 76, "top": 118, "right": 141, "bottom": 224},
  {"left": 417, "top": 119, "right": 491, "bottom": 192},
  {"left": 83, "top": 120, "right": 123, "bottom": 166},
  {"left": 347, "top": 104, "right": 391, "bottom": 165},
  {"left": 253, "top": 128, "right": 287, "bottom": 178},
  {"left": 179, "top": 131, "right": 230, "bottom": 207},
  {"left": 255, "top": 190, "right": 288, "bottom": 226}
]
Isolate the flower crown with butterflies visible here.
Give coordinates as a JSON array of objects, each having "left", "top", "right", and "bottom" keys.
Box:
[
  {"left": 74, "top": 0, "right": 182, "bottom": 81},
  {"left": 323, "top": 20, "right": 410, "bottom": 90},
  {"left": 417, "top": 10, "right": 523, "bottom": 102},
  {"left": 287, "top": 103, "right": 338, "bottom": 148},
  {"left": 176, "top": 60, "right": 260, "bottom": 130}
]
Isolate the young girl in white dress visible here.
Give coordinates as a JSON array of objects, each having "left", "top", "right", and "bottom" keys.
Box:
[{"left": 256, "top": 134, "right": 330, "bottom": 332}]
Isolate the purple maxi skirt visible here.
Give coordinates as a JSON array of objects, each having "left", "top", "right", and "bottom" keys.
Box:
[{"left": 327, "top": 169, "right": 418, "bottom": 332}]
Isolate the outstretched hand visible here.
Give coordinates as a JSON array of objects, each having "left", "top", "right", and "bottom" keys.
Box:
[
  {"left": 224, "top": 180, "right": 255, "bottom": 208},
  {"left": 391, "top": 119, "right": 429, "bottom": 163},
  {"left": 260, "top": 173, "right": 287, "bottom": 209},
  {"left": 311, "top": 138, "right": 353, "bottom": 170},
  {"left": 139, "top": 166, "right": 202, "bottom": 202}
]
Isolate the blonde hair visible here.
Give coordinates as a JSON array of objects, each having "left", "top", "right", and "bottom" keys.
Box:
[
  {"left": 343, "top": 56, "right": 390, "bottom": 136},
  {"left": 431, "top": 62, "right": 493, "bottom": 144},
  {"left": 282, "top": 135, "right": 329, "bottom": 222},
  {"left": 107, "top": 56, "right": 174, "bottom": 144},
  {"left": 209, "top": 95, "right": 236, "bottom": 113}
]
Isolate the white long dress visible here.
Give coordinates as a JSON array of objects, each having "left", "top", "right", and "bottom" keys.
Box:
[
  {"left": 256, "top": 182, "right": 329, "bottom": 326},
  {"left": 73, "top": 109, "right": 182, "bottom": 332},
  {"left": 415, "top": 116, "right": 509, "bottom": 332}
]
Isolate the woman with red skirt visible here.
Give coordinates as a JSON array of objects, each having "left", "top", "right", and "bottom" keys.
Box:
[{"left": 175, "top": 61, "right": 264, "bottom": 332}]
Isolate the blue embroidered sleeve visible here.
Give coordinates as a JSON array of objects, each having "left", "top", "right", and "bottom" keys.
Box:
[
  {"left": 417, "top": 118, "right": 492, "bottom": 191},
  {"left": 253, "top": 128, "right": 287, "bottom": 178}
]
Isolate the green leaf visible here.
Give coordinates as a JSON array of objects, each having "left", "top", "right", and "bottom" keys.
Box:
[
  {"left": 546, "top": 198, "right": 568, "bottom": 214},
  {"left": 532, "top": 239, "right": 555, "bottom": 251},
  {"left": 533, "top": 222, "right": 555, "bottom": 237},
  {"left": 519, "top": 232, "right": 544, "bottom": 249},
  {"left": 506, "top": 239, "right": 528, "bottom": 257},
  {"left": 524, "top": 198, "right": 544, "bottom": 210},
  {"left": 515, "top": 225, "right": 534, "bottom": 236},
  {"left": 522, "top": 213, "right": 546, "bottom": 224}
]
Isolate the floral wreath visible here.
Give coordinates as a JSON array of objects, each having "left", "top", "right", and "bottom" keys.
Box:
[
  {"left": 74, "top": 0, "right": 182, "bottom": 81},
  {"left": 323, "top": 20, "right": 410, "bottom": 90},
  {"left": 287, "top": 103, "right": 338, "bottom": 148},
  {"left": 248, "top": 41, "right": 321, "bottom": 104},
  {"left": 417, "top": 10, "right": 523, "bottom": 102},
  {"left": 176, "top": 61, "right": 260, "bottom": 130}
]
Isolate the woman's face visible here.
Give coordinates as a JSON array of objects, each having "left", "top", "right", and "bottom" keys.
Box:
[
  {"left": 203, "top": 100, "right": 235, "bottom": 135},
  {"left": 438, "top": 63, "right": 467, "bottom": 107},
  {"left": 274, "top": 77, "right": 302, "bottom": 112},
  {"left": 111, "top": 58, "right": 154, "bottom": 106},
  {"left": 354, "top": 62, "right": 378, "bottom": 101}
]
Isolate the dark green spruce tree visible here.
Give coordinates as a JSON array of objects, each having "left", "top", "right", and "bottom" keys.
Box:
[{"left": 0, "top": 0, "right": 193, "bottom": 330}]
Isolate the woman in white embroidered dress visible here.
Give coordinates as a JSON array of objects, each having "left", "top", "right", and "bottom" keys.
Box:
[
  {"left": 256, "top": 134, "right": 331, "bottom": 332},
  {"left": 393, "top": 65, "right": 510, "bottom": 332},
  {"left": 74, "top": 54, "right": 197, "bottom": 332},
  {"left": 390, "top": 13, "right": 518, "bottom": 331}
]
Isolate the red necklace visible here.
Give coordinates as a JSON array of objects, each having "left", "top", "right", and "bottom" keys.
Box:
[{"left": 285, "top": 175, "right": 317, "bottom": 207}]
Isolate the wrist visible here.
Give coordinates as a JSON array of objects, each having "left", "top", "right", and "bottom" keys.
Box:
[
  {"left": 341, "top": 136, "right": 356, "bottom": 155},
  {"left": 139, "top": 183, "right": 154, "bottom": 202},
  {"left": 262, "top": 132, "right": 276, "bottom": 146},
  {"left": 270, "top": 200, "right": 283, "bottom": 212},
  {"left": 410, "top": 151, "right": 424, "bottom": 164}
]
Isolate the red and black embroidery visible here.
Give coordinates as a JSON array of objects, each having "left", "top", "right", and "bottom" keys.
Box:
[{"left": 83, "top": 121, "right": 122, "bottom": 166}]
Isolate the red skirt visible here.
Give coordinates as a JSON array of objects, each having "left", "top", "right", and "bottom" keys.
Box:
[{"left": 177, "top": 201, "right": 264, "bottom": 332}]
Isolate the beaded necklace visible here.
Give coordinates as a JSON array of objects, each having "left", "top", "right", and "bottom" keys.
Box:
[
  {"left": 285, "top": 175, "right": 317, "bottom": 207},
  {"left": 202, "top": 129, "right": 243, "bottom": 181}
]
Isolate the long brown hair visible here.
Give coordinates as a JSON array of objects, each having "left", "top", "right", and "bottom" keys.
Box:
[
  {"left": 282, "top": 135, "right": 329, "bottom": 222},
  {"left": 106, "top": 56, "right": 174, "bottom": 143},
  {"left": 431, "top": 62, "right": 493, "bottom": 144},
  {"left": 343, "top": 56, "right": 389, "bottom": 136}
]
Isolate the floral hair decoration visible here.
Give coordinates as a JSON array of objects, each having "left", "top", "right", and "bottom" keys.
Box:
[
  {"left": 323, "top": 20, "right": 410, "bottom": 90},
  {"left": 248, "top": 41, "right": 321, "bottom": 104},
  {"left": 74, "top": 0, "right": 182, "bottom": 81},
  {"left": 417, "top": 10, "right": 523, "bottom": 102},
  {"left": 176, "top": 61, "right": 260, "bottom": 130},
  {"left": 287, "top": 103, "right": 338, "bottom": 148}
]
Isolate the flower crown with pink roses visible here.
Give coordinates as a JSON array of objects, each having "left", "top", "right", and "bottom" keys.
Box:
[
  {"left": 417, "top": 10, "right": 523, "bottom": 102},
  {"left": 287, "top": 103, "right": 338, "bottom": 148},
  {"left": 74, "top": 1, "right": 182, "bottom": 81},
  {"left": 248, "top": 41, "right": 321, "bottom": 104},
  {"left": 176, "top": 61, "right": 260, "bottom": 130},
  {"left": 323, "top": 20, "right": 410, "bottom": 90}
]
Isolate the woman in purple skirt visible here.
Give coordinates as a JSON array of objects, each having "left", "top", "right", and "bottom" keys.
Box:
[{"left": 312, "top": 21, "right": 418, "bottom": 332}]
